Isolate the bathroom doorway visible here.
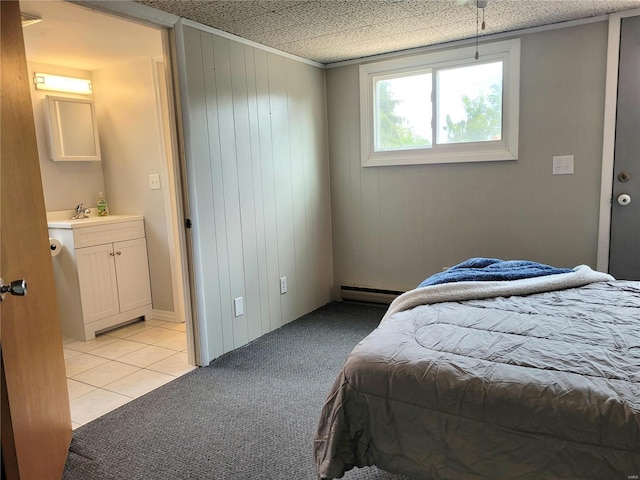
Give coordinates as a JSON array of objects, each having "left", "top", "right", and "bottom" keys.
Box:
[{"left": 21, "top": 0, "right": 196, "bottom": 428}]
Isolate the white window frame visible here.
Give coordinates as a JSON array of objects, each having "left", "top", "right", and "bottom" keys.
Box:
[{"left": 360, "top": 39, "right": 520, "bottom": 167}]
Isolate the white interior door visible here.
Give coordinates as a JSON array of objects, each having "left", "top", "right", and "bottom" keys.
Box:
[{"left": 609, "top": 15, "right": 640, "bottom": 280}]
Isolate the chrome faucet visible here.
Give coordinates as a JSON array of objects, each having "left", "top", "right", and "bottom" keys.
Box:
[{"left": 71, "top": 203, "right": 91, "bottom": 219}]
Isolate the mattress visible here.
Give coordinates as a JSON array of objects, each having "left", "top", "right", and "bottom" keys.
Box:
[{"left": 314, "top": 273, "right": 640, "bottom": 479}]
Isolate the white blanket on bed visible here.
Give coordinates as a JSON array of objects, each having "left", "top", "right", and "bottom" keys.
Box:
[{"left": 382, "top": 264, "right": 614, "bottom": 322}]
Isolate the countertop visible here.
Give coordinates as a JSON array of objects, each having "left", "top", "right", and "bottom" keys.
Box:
[{"left": 47, "top": 210, "right": 143, "bottom": 229}]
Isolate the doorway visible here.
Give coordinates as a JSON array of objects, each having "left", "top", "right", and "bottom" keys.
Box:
[{"left": 20, "top": 0, "right": 196, "bottom": 428}]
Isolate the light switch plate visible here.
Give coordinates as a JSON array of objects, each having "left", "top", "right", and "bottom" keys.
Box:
[
  {"left": 234, "top": 297, "right": 244, "bottom": 317},
  {"left": 552, "top": 155, "right": 574, "bottom": 175},
  {"left": 149, "top": 173, "right": 161, "bottom": 190}
]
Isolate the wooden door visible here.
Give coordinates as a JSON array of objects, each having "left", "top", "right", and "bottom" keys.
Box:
[
  {"left": 77, "top": 243, "right": 120, "bottom": 323},
  {"left": 609, "top": 15, "right": 640, "bottom": 280},
  {"left": 1, "top": 1, "right": 72, "bottom": 478},
  {"left": 114, "top": 238, "right": 152, "bottom": 312}
]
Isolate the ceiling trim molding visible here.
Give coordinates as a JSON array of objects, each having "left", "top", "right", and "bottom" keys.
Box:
[
  {"left": 325, "top": 14, "right": 611, "bottom": 69},
  {"left": 179, "top": 18, "right": 325, "bottom": 69}
]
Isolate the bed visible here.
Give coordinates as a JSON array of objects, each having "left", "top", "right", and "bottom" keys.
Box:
[{"left": 314, "top": 259, "right": 640, "bottom": 479}]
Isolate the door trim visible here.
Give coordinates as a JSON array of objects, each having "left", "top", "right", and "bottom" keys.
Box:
[
  {"left": 152, "top": 52, "right": 199, "bottom": 365},
  {"left": 597, "top": 9, "right": 640, "bottom": 273},
  {"left": 70, "top": 0, "right": 179, "bottom": 27}
]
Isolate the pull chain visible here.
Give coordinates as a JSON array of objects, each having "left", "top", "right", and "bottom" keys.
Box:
[
  {"left": 475, "top": 2, "right": 487, "bottom": 60},
  {"left": 475, "top": 4, "right": 479, "bottom": 59}
]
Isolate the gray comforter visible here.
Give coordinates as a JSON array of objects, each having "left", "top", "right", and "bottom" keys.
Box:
[{"left": 314, "top": 274, "right": 640, "bottom": 479}]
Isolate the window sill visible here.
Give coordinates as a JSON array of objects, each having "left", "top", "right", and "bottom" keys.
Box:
[{"left": 362, "top": 145, "right": 518, "bottom": 167}]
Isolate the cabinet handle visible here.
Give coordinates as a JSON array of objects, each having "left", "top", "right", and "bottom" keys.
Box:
[
  {"left": 109, "top": 252, "right": 115, "bottom": 257},
  {"left": 116, "top": 251, "right": 122, "bottom": 256}
]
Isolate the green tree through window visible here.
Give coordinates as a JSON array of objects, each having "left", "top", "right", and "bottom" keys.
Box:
[
  {"left": 377, "top": 82, "right": 430, "bottom": 150},
  {"left": 444, "top": 84, "right": 502, "bottom": 143}
]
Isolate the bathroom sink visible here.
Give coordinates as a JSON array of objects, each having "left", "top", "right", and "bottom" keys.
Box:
[{"left": 47, "top": 210, "right": 143, "bottom": 229}]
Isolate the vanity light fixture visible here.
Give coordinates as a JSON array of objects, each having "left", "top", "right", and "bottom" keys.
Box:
[{"left": 33, "top": 73, "right": 92, "bottom": 95}]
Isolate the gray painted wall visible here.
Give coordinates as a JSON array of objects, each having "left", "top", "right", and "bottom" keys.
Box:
[
  {"left": 177, "top": 23, "right": 334, "bottom": 364},
  {"left": 327, "top": 21, "right": 608, "bottom": 293}
]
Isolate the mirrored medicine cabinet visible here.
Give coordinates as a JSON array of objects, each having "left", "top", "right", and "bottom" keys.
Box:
[{"left": 45, "top": 95, "right": 102, "bottom": 161}]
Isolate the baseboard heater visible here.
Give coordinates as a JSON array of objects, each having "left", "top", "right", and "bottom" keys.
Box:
[{"left": 340, "top": 286, "right": 404, "bottom": 305}]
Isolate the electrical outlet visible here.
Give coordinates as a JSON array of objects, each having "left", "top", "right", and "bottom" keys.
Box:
[
  {"left": 234, "top": 297, "right": 244, "bottom": 317},
  {"left": 279, "top": 276, "right": 287, "bottom": 295},
  {"left": 149, "top": 173, "right": 161, "bottom": 190}
]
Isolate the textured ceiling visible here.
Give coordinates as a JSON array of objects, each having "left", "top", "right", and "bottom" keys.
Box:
[{"left": 135, "top": 0, "right": 640, "bottom": 64}]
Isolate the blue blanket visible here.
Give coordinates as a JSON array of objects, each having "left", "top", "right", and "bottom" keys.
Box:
[{"left": 417, "top": 258, "right": 574, "bottom": 288}]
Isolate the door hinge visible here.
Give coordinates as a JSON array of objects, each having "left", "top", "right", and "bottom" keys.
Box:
[{"left": 185, "top": 218, "right": 192, "bottom": 229}]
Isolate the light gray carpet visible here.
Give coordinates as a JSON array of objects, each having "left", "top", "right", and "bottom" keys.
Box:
[{"left": 63, "top": 301, "right": 413, "bottom": 480}]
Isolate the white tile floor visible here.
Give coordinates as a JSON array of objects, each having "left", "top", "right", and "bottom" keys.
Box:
[{"left": 63, "top": 318, "right": 197, "bottom": 429}]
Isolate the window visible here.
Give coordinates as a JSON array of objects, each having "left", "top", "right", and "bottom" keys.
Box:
[{"left": 360, "top": 39, "right": 520, "bottom": 166}]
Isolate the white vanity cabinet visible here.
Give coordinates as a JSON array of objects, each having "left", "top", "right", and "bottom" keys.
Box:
[{"left": 48, "top": 215, "right": 152, "bottom": 341}]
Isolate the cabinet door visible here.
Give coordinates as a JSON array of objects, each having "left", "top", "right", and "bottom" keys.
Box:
[
  {"left": 114, "top": 238, "right": 152, "bottom": 312},
  {"left": 76, "top": 243, "right": 120, "bottom": 323}
]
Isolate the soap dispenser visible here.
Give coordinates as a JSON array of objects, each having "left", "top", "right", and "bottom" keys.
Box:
[{"left": 97, "top": 192, "right": 109, "bottom": 216}]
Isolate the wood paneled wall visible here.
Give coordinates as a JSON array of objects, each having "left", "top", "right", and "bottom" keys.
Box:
[
  {"left": 177, "top": 23, "right": 333, "bottom": 364},
  {"left": 327, "top": 22, "right": 608, "bottom": 293}
]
